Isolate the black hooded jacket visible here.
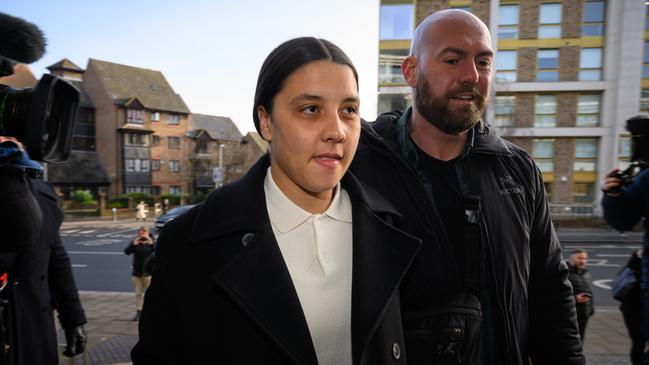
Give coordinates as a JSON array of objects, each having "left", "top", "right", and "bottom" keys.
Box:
[{"left": 349, "top": 109, "right": 585, "bottom": 365}]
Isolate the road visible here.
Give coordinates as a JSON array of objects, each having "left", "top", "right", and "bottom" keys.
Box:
[{"left": 61, "top": 224, "right": 644, "bottom": 306}]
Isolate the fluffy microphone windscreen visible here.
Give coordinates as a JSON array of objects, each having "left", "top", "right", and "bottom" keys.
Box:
[{"left": 0, "top": 13, "right": 46, "bottom": 64}]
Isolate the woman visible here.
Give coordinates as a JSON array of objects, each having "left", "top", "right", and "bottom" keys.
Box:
[
  {"left": 124, "top": 226, "right": 155, "bottom": 321},
  {"left": 131, "top": 37, "right": 420, "bottom": 365}
]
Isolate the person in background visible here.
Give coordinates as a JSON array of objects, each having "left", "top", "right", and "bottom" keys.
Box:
[
  {"left": 568, "top": 249, "right": 595, "bottom": 340},
  {"left": 124, "top": 226, "right": 155, "bottom": 321},
  {"left": 135, "top": 201, "right": 148, "bottom": 222}
]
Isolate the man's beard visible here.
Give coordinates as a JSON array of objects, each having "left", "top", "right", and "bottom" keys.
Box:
[{"left": 414, "top": 72, "right": 487, "bottom": 135}]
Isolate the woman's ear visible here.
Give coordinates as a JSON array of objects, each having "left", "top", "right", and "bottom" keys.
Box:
[{"left": 257, "top": 106, "right": 272, "bottom": 142}]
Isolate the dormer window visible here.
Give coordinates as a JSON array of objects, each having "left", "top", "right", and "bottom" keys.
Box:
[{"left": 126, "top": 108, "right": 144, "bottom": 124}]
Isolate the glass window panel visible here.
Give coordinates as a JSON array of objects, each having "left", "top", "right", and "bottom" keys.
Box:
[
  {"left": 380, "top": 4, "right": 414, "bottom": 40},
  {"left": 580, "top": 48, "right": 602, "bottom": 68},
  {"left": 141, "top": 159, "right": 150, "bottom": 172},
  {"left": 533, "top": 140, "right": 555, "bottom": 158},
  {"left": 536, "top": 95, "right": 557, "bottom": 114},
  {"left": 578, "top": 94, "right": 600, "bottom": 113},
  {"left": 577, "top": 114, "right": 599, "bottom": 127},
  {"left": 579, "top": 70, "right": 601, "bottom": 81},
  {"left": 498, "top": 27, "right": 519, "bottom": 39},
  {"left": 572, "top": 183, "right": 595, "bottom": 202},
  {"left": 496, "top": 71, "right": 517, "bottom": 82},
  {"left": 538, "top": 50, "right": 559, "bottom": 68},
  {"left": 495, "top": 96, "right": 515, "bottom": 114},
  {"left": 573, "top": 161, "right": 597, "bottom": 172},
  {"left": 643, "top": 66, "right": 649, "bottom": 79},
  {"left": 494, "top": 115, "right": 513, "bottom": 127},
  {"left": 539, "top": 26, "right": 561, "bottom": 38},
  {"left": 496, "top": 51, "right": 517, "bottom": 70},
  {"left": 499, "top": 5, "right": 519, "bottom": 25},
  {"left": 575, "top": 139, "right": 598, "bottom": 158},
  {"left": 534, "top": 115, "right": 557, "bottom": 127},
  {"left": 645, "top": 42, "right": 649, "bottom": 63},
  {"left": 536, "top": 161, "right": 555, "bottom": 172},
  {"left": 620, "top": 137, "right": 631, "bottom": 157},
  {"left": 582, "top": 24, "right": 604, "bottom": 37},
  {"left": 583, "top": 2, "right": 605, "bottom": 22},
  {"left": 540, "top": 4, "right": 562, "bottom": 24},
  {"left": 537, "top": 71, "right": 559, "bottom": 81}
]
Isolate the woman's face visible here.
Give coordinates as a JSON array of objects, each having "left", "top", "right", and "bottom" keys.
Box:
[{"left": 258, "top": 60, "right": 360, "bottom": 210}]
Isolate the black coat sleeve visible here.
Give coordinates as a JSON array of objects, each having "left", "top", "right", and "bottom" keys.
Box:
[
  {"left": 527, "top": 164, "right": 585, "bottom": 364},
  {"left": 49, "top": 233, "right": 87, "bottom": 329}
]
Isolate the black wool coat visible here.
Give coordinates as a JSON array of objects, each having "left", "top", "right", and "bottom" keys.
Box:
[
  {"left": 131, "top": 155, "right": 421, "bottom": 365},
  {"left": 0, "top": 179, "right": 86, "bottom": 365}
]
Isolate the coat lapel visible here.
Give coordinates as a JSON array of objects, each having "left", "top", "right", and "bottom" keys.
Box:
[
  {"left": 214, "top": 226, "right": 318, "bottom": 365},
  {"left": 343, "top": 173, "right": 421, "bottom": 364},
  {"left": 190, "top": 155, "right": 318, "bottom": 365}
]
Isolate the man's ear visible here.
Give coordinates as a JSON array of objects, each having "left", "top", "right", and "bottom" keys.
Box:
[
  {"left": 401, "top": 56, "right": 418, "bottom": 88},
  {"left": 257, "top": 106, "right": 272, "bottom": 142}
]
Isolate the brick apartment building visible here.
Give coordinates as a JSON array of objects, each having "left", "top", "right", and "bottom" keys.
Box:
[{"left": 378, "top": 0, "right": 645, "bottom": 216}]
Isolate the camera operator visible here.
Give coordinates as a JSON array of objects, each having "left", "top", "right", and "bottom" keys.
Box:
[
  {"left": 601, "top": 115, "right": 649, "bottom": 361},
  {"left": 0, "top": 13, "right": 87, "bottom": 365}
]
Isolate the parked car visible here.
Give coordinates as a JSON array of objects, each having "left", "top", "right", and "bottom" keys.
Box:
[{"left": 155, "top": 205, "right": 196, "bottom": 231}]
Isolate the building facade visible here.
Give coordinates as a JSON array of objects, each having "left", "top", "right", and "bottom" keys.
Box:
[{"left": 378, "top": 0, "right": 645, "bottom": 216}]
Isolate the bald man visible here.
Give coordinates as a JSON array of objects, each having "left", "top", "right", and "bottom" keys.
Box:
[{"left": 350, "top": 10, "right": 584, "bottom": 365}]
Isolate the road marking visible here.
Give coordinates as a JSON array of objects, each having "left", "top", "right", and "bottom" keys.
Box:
[
  {"left": 564, "top": 245, "right": 641, "bottom": 249},
  {"left": 75, "top": 239, "right": 123, "bottom": 247},
  {"left": 593, "top": 279, "right": 612, "bottom": 290},
  {"left": 68, "top": 251, "right": 123, "bottom": 255},
  {"left": 71, "top": 264, "right": 87, "bottom": 268},
  {"left": 596, "top": 254, "right": 633, "bottom": 257},
  {"left": 584, "top": 259, "right": 619, "bottom": 267},
  {"left": 96, "top": 227, "right": 138, "bottom": 238},
  {"left": 77, "top": 230, "right": 97, "bottom": 234},
  {"left": 61, "top": 229, "right": 79, "bottom": 234}
]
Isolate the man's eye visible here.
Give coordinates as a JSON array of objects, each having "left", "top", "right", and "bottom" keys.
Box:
[
  {"left": 478, "top": 60, "right": 492, "bottom": 68},
  {"left": 444, "top": 59, "right": 459, "bottom": 65}
]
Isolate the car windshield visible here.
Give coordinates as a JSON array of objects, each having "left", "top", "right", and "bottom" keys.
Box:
[{"left": 167, "top": 206, "right": 193, "bottom": 216}]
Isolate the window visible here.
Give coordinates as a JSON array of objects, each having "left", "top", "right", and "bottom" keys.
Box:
[
  {"left": 572, "top": 183, "right": 595, "bottom": 203},
  {"left": 642, "top": 89, "right": 649, "bottom": 112},
  {"left": 619, "top": 136, "right": 631, "bottom": 169},
  {"left": 126, "top": 109, "right": 144, "bottom": 124},
  {"left": 169, "top": 186, "right": 181, "bottom": 196},
  {"left": 380, "top": 4, "right": 414, "bottom": 40},
  {"left": 539, "top": 3, "right": 562, "bottom": 38},
  {"left": 125, "top": 158, "right": 150, "bottom": 172},
  {"left": 151, "top": 186, "right": 161, "bottom": 196},
  {"left": 644, "top": 42, "right": 649, "bottom": 78},
  {"left": 582, "top": 1, "right": 605, "bottom": 36},
  {"left": 125, "top": 133, "right": 148, "bottom": 146},
  {"left": 579, "top": 48, "right": 602, "bottom": 81},
  {"left": 534, "top": 95, "right": 557, "bottom": 127},
  {"left": 378, "top": 93, "right": 411, "bottom": 115},
  {"left": 126, "top": 186, "right": 150, "bottom": 194},
  {"left": 577, "top": 94, "right": 600, "bottom": 127},
  {"left": 167, "top": 114, "right": 180, "bottom": 125},
  {"left": 151, "top": 112, "right": 160, "bottom": 122},
  {"left": 379, "top": 52, "right": 407, "bottom": 85},
  {"left": 494, "top": 95, "right": 515, "bottom": 127},
  {"left": 532, "top": 139, "right": 555, "bottom": 173},
  {"left": 168, "top": 136, "right": 180, "bottom": 149},
  {"left": 152, "top": 135, "right": 160, "bottom": 146},
  {"left": 646, "top": 4, "right": 649, "bottom": 31},
  {"left": 498, "top": 5, "right": 519, "bottom": 39},
  {"left": 151, "top": 159, "right": 160, "bottom": 171},
  {"left": 196, "top": 138, "right": 209, "bottom": 154},
  {"left": 495, "top": 51, "right": 517, "bottom": 82},
  {"left": 169, "top": 160, "right": 180, "bottom": 173},
  {"left": 536, "top": 50, "right": 559, "bottom": 81},
  {"left": 574, "top": 138, "right": 598, "bottom": 172}
]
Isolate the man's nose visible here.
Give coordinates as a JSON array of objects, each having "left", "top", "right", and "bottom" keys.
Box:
[{"left": 459, "top": 60, "right": 480, "bottom": 85}]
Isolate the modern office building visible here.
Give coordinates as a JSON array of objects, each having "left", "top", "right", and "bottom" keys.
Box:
[{"left": 378, "top": 0, "right": 645, "bottom": 216}]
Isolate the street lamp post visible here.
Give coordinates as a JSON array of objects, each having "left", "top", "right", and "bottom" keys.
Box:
[{"left": 218, "top": 144, "right": 225, "bottom": 188}]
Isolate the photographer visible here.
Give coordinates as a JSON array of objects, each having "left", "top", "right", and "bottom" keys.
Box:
[
  {"left": 124, "top": 227, "right": 155, "bottom": 321},
  {"left": 0, "top": 13, "right": 87, "bottom": 365},
  {"left": 601, "top": 115, "right": 649, "bottom": 362}
]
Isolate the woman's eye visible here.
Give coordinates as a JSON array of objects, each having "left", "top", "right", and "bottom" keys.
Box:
[
  {"left": 342, "top": 106, "right": 358, "bottom": 115},
  {"left": 302, "top": 105, "right": 319, "bottom": 114}
]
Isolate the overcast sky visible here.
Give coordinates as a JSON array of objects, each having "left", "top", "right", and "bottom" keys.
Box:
[{"left": 3, "top": 0, "right": 380, "bottom": 133}]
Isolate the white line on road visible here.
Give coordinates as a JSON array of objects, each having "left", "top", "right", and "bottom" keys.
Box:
[
  {"left": 96, "top": 227, "right": 138, "bottom": 237},
  {"left": 564, "top": 245, "right": 641, "bottom": 249},
  {"left": 77, "top": 230, "right": 97, "bottom": 234},
  {"left": 67, "top": 251, "right": 123, "bottom": 255},
  {"left": 584, "top": 259, "right": 619, "bottom": 267},
  {"left": 596, "top": 254, "right": 632, "bottom": 257},
  {"left": 61, "top": 229, "right": 79, "bottom": 234},
  {"left": 593, "top": 279, "right": 612, "bottom": 290},
  {"left": 71, "top": 264, "right": 87, "bottom": 268}
]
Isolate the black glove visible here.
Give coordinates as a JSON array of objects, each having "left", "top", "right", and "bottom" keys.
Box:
[{"left": 62, "top": 325, "right": 87, "bottom": 357}]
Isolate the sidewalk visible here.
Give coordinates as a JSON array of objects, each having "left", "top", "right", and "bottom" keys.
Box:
[{"left": 58, "top": 291, "right": 634, "bottom": 365}]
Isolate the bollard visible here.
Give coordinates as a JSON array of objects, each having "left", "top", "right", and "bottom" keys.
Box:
[{"left": 112, "top": 207, "right": 117, "bottom": 222}]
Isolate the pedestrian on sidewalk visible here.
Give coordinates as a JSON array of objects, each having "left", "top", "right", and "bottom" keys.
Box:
[
  {"left": 135, "top": 201, "right": 148, "bottom": 222},
  {"left": 124, "top": 226, "right": 155, "bottom": 321},
  {"left": 618, "top": 249, "right": 644, "bottom": 365},
  {"left": 132, "top": 37, "right": 420, "bottom": 364},
  {"left": 568, "top": 249, "right": 595, "bottom": 341}
]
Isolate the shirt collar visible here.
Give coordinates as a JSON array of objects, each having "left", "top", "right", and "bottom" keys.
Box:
[{"left": 264, "top": 167, "right": 352, "bottom": 234}]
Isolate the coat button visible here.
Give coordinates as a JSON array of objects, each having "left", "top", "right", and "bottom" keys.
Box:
[
  {"left": 241, "top": 233, "right": 255, "bottom": 247},
  {"left": 392, "top": 342, "right": 401, "bottom": 360}
]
